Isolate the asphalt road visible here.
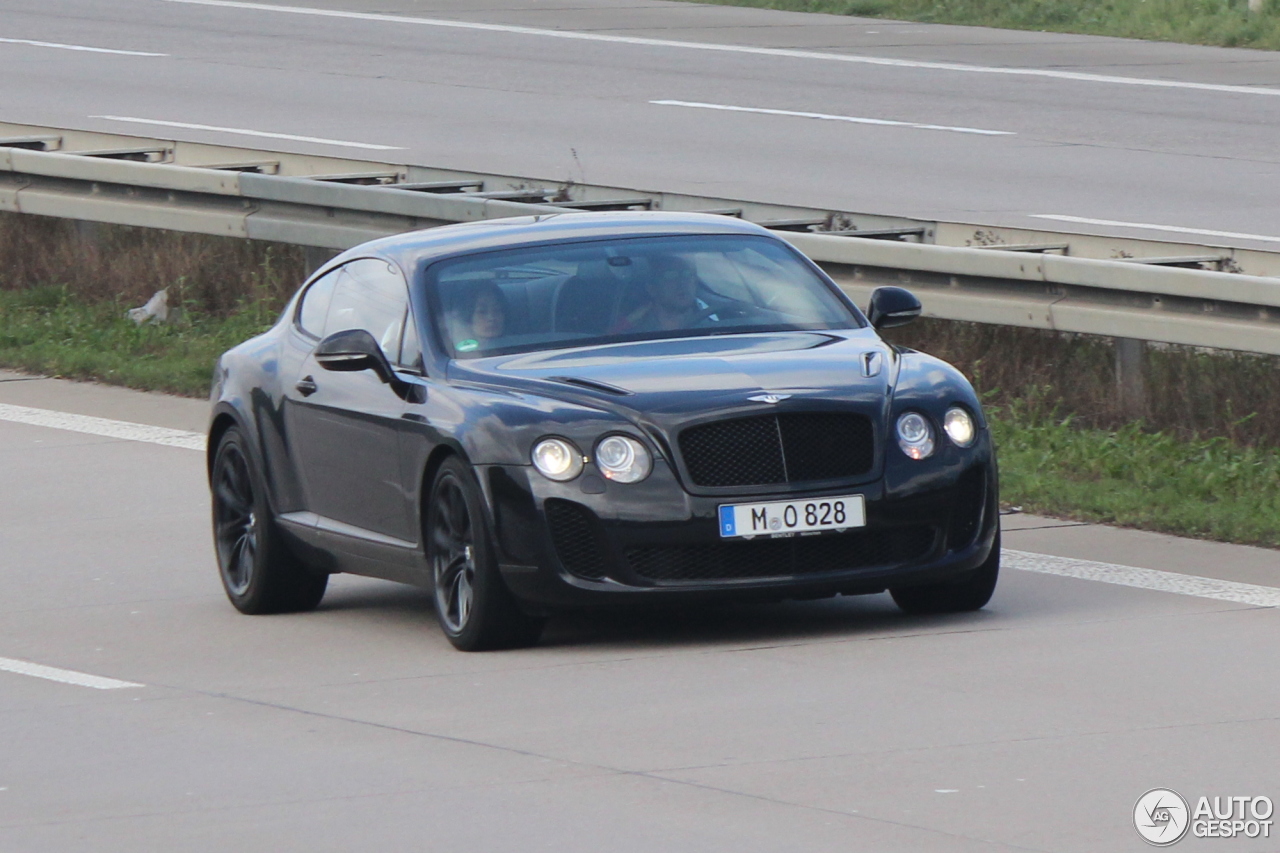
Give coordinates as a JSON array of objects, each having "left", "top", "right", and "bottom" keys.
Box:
[
  {"left": 1, "top": 0, "right": 1280, "bottom": 248},
  {"left": 1, "top": 373, "right": 1278, "bottom": 852}
]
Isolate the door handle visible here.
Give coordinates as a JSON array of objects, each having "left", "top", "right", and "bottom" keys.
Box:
[{"left": 295, "top": 376, "right": 318, "bottom": 397}]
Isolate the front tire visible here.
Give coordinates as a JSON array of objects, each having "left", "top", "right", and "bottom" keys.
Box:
[
  {"left": 427, "top": 457, "right": 543, "bottom": 651},
  {"left": 891, "top": 531, "right": 1000, "bottom": 615},
  {"left": 211, "top": 427, "right": 327, "bottom": 614}
]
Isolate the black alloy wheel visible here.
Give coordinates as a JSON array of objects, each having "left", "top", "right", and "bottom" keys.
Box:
[
  {"left": 890, "top": 531, "right": 1000, "bottom": 615},
  {"left": 211, "top": 427, "right": 328, "bottom": 614},
  {"left": 427, "top": 457, "right": 543, "bottom": 651}
]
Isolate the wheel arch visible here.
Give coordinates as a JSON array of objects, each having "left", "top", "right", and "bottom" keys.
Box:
[
  {"left": 417, "top": 441, "right": 470, "bottom": 526},
  {"left": 207, "top": 407, "right": 245, "bottom": 482}
]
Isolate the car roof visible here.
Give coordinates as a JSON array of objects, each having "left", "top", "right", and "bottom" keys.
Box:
[{"left": 326, "top": 211, "right": 781, "bottom": 272}]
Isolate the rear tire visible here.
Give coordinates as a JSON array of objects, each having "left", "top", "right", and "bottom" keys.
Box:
[
  {"left": 211, "top": 427, "right": 328, "bottom": 614},
  {"left": 427, "top": 457, "right": 544, "bottom": 651},
  {"left": 891, "top": 531, "right": 1000, "bottom": 615}
]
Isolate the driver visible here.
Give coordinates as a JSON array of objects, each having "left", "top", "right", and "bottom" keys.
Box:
[{"left": 612, "top": 255, "right": 717, "bottom": 333}]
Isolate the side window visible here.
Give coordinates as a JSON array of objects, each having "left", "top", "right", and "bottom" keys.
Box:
[
  {"left": 398, "top": 308, "right": 423, "bottom": 371},
  {"left": 324, "top": 259, "right": 409, "bottom": 358},
  {"left": 296, "top": 269, "right": 339, "bottom": 338}
]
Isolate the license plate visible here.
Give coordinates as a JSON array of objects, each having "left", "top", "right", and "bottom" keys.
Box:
[{"left": 718, "top": 495, "right": 866, "bottom": 539}]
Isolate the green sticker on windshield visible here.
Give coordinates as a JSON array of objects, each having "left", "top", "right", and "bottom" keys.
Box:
[{"left": 456, "top": 339, "right": 479, "bottom": 352}]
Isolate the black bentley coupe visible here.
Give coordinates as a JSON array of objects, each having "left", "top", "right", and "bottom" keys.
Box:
[{"left": 208, "top": 212, "right": 999, "bottom": 650}]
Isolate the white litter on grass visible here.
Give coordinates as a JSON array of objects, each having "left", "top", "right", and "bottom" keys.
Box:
[
  {"left": 0, "top": 403, "right": 204, "bottom": 450},
  {"left": 126, "top": 289, "right": 169, "bottom": 324}
]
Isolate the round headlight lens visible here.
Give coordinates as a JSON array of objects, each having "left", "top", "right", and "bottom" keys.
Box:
[
  {"left": 944, "top": 407, "right": 976, "bottom": 447},
  {"left": 531, "top": 438, "right": 583, "bottom": 481},
  {"left": 594, "top": 435, "right": 652, "bottom": 483},
  {"left": 896, "top": 412, "right": 935, "bottom": 460}
]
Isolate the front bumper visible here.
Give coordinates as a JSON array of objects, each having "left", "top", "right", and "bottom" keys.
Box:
[{"left": 484, "top": 450, "right": 998, "bottom": 610}]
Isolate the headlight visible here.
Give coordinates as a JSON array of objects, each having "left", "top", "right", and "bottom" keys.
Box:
[
  {"left": 531, "top": 437, "right": 583, "bottom": 481},
  {"left": 896, "top": 412, "right": 935, "bottom": 460},
  {"left": 944, "top": 407, "right": 976, "bottom": 447},
  {"left": 594, "top": 435, "right": 652, "bottom": 483}
]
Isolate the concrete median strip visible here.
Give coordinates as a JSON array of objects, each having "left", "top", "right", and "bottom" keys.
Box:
[
  {"left": 0, "top": 402, "right": 204, "bottom": 451},
  {"left": 0, "top": 656, "right": 142, "bottom": 690},
  {"left": 1005, "top": 549, "right": 1280, "bottom": 608}
]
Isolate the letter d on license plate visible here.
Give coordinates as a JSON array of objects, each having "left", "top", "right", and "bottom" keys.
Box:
[{"left": 718, "top": 495, "right": 866, "bottom": 538}]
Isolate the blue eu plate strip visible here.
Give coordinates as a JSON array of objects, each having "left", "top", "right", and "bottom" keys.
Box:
[{"left": 719, "top": 505, "right": 736, "bottom": 536}]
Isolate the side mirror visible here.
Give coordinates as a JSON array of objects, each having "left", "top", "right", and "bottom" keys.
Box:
[
  {"left": 867, "top": 287, "right": 922, "bottom": 329},
  {"left": 315, "top": 329, "right": 394, "bottom": 379}
]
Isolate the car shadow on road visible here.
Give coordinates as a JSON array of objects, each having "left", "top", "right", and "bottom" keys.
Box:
[
  {"left": 316, "top": 576, "right": 1008, "bottom": 652},
  {"left": 537, "top": 595, "right": 1002, "bottom": 651}
]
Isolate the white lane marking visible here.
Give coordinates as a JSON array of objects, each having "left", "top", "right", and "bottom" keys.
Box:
[
  {"left": 1029, "top": 214, "right": 1280, "bottom": 246},
  {"left": 164, "top": 0, "right": 1280, "bottom": 99},
  {"left": 0, "top": 657, "right": 143, "bottom": 690},
  {"left": 0, "top": 37, "right": 167, "bottom": 57},
  {"left": 0, "top": 403, "right": 204, "bottom": 451},
  {"left": 1005, "top": 549, "right": 1280, "bottom": 607},
  {"left": 651, "top": 99, "right": 1013, "bottom": 136},
  {"left": 90, "top": 116, "right": 404, "bottom": 151}
]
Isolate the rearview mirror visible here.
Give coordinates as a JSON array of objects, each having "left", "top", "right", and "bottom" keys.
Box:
[
  {"left": 867, "top": 287, "right": 922, "bottom": 329},
  {"left": 315, "top": 329, "right": 397, "bottom": 383}
]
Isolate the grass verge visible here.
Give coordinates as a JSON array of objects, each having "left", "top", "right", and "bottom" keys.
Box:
[
  {"left": 0, "top": 286, "right": 277, "bottom": 397},
  {"left": 682, "top": 0, "right": 1280, "bottom": 51},
  {"left": 993, "top": 398, "right": 1280, "bottom": 548}
]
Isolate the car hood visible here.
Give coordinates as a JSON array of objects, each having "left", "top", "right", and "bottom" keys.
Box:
[{"left": 448, "top": 331, "right": 893, "bottom": 428}]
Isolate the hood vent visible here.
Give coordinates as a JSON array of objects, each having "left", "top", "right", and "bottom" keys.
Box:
[{"left": 548, "top": 375, "right": 634, "bottom": 396}]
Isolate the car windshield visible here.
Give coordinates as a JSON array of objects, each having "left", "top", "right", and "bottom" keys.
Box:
[{"left": 425, "top": 234, "right": 861, "bottom": 359}]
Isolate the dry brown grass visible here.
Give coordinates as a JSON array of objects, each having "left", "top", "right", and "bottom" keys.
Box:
[
  {"left": 884, "top": 319, "right": 1280, "bottom": 448},
  {"left": 0, "top": 212, "right": 306, "bottom": 315}
]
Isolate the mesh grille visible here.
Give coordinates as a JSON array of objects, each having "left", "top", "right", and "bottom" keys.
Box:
[
  {"left": 679, "top": 415, "right": 786, "bottom": 487},
  {"left": 946, "top": 466, "right": 987, "bottom": 550},
  {"left": 778, "top": 412, "right": 875, "bottom": 482},
  {"left": 626, "top": 526, "right": 936, "bottom": 582},
  {"left": 545, "top": 499, "right": 608, "bottom": 580},
  {"left": 678, "top": 412, "right": 875, "bottom": 487}
]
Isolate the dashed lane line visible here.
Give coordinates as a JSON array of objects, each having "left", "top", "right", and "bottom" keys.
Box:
[
  {"left": 650, "top": 100, "right": 1014, "bottom": 136},
  {"left": 0, "top": 657, "right": 143, "bottom": 690},
  {"left": 1005, "top": 549, "right": 1280, "bottom": 608},
  {"left": 0, "top": 403, "right": 204, "bottom": 451},
  {"left": 91, "top": 116, "right": 404, "bottom": 151},
  {"left": 0, "top": 37, "right": 167, "bottom": 57}
]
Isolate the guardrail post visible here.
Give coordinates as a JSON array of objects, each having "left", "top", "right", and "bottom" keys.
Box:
[
  {"left": 74, "top": 220, "right": 102, "bottom": 245},
  {"left": 1114, "top": 337, "right": 1147, "bottom": 420},
  {"left": 303, "top": 246, "right": 335, "bottom": 277}
]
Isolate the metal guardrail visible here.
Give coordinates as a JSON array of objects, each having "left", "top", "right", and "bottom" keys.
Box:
[{"left": 3, "top": 122, "right": 1280, "bottom": 356}]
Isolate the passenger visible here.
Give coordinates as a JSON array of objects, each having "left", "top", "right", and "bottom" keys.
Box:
[
  {"left": 451, "top": 281, "right": 506, "bottom": 352},
  {"left": 613, "top": 255, "right": 712, "bottom": 333}
]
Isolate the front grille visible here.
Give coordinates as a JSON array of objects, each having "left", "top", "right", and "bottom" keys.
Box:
[
  {"left": 545, "top": 499, "right": 608, "bottom": 580},
  {"left": 625, "top": 526, "right": 936, "bottom": 582},
  {"left": 679, "top": 412, "right": 875, "bottom": 487}
]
